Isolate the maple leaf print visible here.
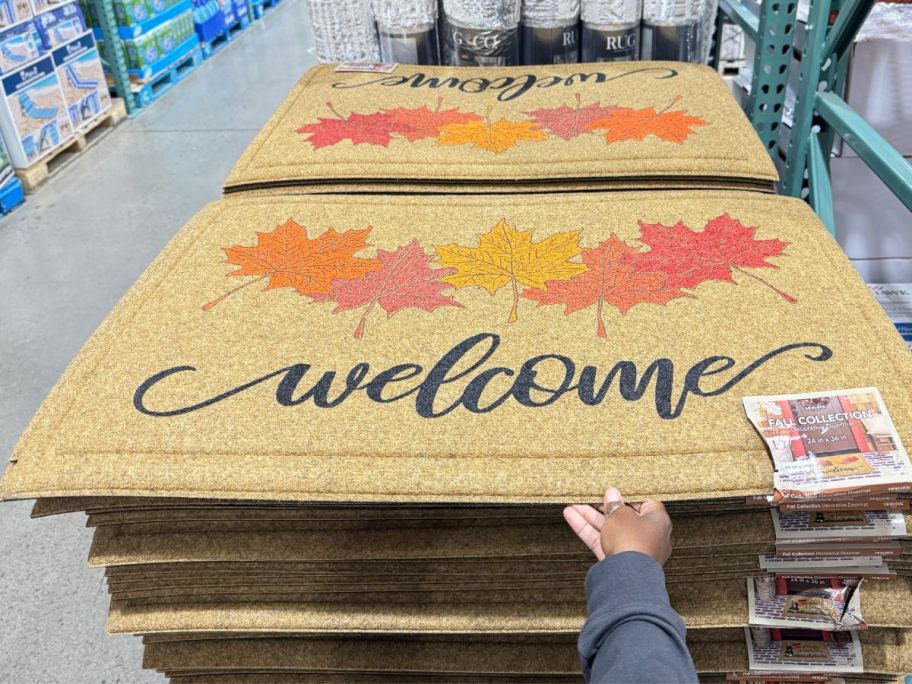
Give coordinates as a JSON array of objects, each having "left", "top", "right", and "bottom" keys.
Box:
[
  {"left": 523, "top": 235, "right": 690, "bottom": 338},
  {"left": 586, "top": 96, "right": 708, "bottom": 144},
  {"left": 202, "top": 219, "right": 382, "bottom": 311},
  {"left": 295, "top": 102, "right": 412, "bottom": 149},
  {"left": 435, "top": 219, "right": 586, "bottom": 323},
  {"left": 436, "top": 107, "right": 547, "bottom": 154},
  {"left": 623, "top": 213, "right": 796, "bottom": 303},
  {"left": 523, "top": 93, "right": 617, "bottom": 141},
  {"left": 330, "top": 240, "right": 462, "bottom": 340},
  {"left": 383, "top": 96, "right": 482, "bottom": 142}
]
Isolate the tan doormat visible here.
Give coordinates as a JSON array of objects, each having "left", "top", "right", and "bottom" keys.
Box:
[
  {"left": 222, "top": 63, "right": 777, "bottom": 194},
  {"left": 3, "top": 191, "right": 910, "bottom": 504}
]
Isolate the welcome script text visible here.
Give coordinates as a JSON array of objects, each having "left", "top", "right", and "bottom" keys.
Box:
[
  {"left": 329, "top": 67, "right": 679, "bottom": 102},
  {"left": 134, "top": 333, "right": 832, "bottom": 420}
]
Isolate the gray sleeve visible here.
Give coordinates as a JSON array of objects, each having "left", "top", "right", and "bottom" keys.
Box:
[{"left": 578, "top": 551, "right": 699, "bottom": 683}]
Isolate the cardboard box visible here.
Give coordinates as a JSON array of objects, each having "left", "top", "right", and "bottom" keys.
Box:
[
  {"left": 52, "top": 31, "right": 110, "bottom": 130},
  {"left": 28, "top": 0, "right": 68, "bottom": 17},
  {"left": 0, "top": 20, "right": 42, "bottom": 74},
  {"left": 122, "top": 8, "right": 192, "bottom": 70},
  {"left": 0, "top": 0, "right": 34, "bottom": 27},
  {"left": 113, "top": 0, "right": 184, "bottom": 27},
  {"left": 33, "top": 0, "right": 85, "bottom": 50},
  {"left": 0, "top": 52, "right": 72, "bottom": 166}
]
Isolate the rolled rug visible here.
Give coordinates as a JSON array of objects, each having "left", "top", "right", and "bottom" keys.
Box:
[
  {"left": 304, "top": 0, "right": 381, "bottom": 63},
  {"left": 441, "top": 0, "right": 522, "bottom": 66},
  {"left": 580, "top": 0, "right": 642, "bottom": 62},
  {"left": 520, "top": 0, "right": 580, "bottom": 65},
  {"left": 371, "top": 0, "right": 440, "bottom": 65}
]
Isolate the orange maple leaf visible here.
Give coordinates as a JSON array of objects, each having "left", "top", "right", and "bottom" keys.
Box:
[
  {"left": 586, "top": 97, "right": 708, "bottom": 144},
  {"left": 203, "top": 219, "right": 382, "bottom": 310},
  {"left": 524, "top": 235, "right": 689, "bottom": 338},
  {"left": 437, "top": 108, "right": 548, "bottom": 154}
]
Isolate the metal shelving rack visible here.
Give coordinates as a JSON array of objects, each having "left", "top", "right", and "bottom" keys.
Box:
[
  {"left": 90, "top": 0, "right": 258, "bottom": 116},
  {"left": 91, "top": 0, "right": 138, "bottom": 115},
  {"left": 713, "top": 0, "right": 912, "bottom": 234}
]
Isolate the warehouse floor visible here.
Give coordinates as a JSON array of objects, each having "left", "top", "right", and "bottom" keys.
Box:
[{"left": 0, "top": 1, "right": 315, "bottom": 680}]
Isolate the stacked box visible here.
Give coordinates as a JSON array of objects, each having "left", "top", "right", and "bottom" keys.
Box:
[
  {"left": 0, "top": 0, "right": 33, "bottom": 26},
  {"left": 215, "top": 0, "right": 233, "bottom": 27},
  {"left": 33, "top": 0, "right": 85, "bottom": 50},
  {"left": 121, "top": 7, "right": 192, "bottom": 70},
  {"left": 52, "top": 30, "right": 109, "bottom": 129},
  {"left": 0, "top": 51, "right": 71, "bottom": 166},
  {"left": 231, "top": 0, "right": 245, "bottom": 22},
  {"left": 113, "top": 0, "right": 183, "bottom": 27},
  {"left": 0, "top": 20, "right": 43, "bottom": 73}
]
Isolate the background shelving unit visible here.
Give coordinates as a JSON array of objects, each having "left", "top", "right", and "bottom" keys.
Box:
[
  {"left": 89, "top": 0, "right": 259, "bottom": 115},
  {"left": 713, "top": 0, "right": 912, "bottom": 233}
]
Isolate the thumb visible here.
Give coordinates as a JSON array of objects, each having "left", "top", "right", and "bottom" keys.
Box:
[
  {"left": 603, "top": 487, "right": 624, "bottom": 517},
  {"left": 636, "top": 500, "right": 668, "bottom": 518}
]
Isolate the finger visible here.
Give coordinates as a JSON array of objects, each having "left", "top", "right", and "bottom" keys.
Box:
[
  {"left": 637, "top": 500, "right": 668, "bottom": 518},
  {"left": 603, "top": 487, "right": 624, "bottom": 517},
  {"left": 562, "top": 506, "right": 605, "bottom": 560},
  {"left": 568, "top": 503, "right": 605, "bottom": 531}
]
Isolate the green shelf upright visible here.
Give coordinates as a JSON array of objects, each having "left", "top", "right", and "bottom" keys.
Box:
[
  {"left": 716, "top": 0, "right": 912, "bottom": 234},
  {"left": 91, "top": 0, "right": 139, "bottom": 115},
  {"left": 712, "top": 0, "right": 798, "bottom": 154}
]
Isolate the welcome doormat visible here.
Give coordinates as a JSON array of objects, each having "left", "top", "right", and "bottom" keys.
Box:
[
  {"left": 222, "top": 63, "right": 778, "bottom": 194},
  {"left": 3, "top": 190, "right": 910, "bottom": 504}
]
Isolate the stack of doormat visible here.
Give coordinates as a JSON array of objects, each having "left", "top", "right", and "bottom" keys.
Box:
[
  {"left": 3, "top": 187, "right": 912, "bottom": 680},
  {"left": 221, "top": 62, "right": 779, "bottom": 196},
  {"left": 3, "top": 62, "right": 912, "bottom": 681}
]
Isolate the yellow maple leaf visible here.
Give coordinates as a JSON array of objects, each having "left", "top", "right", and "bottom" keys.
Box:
[
  {"left": 436, "top": 111, "right": 547, "bottom": 154},
  {"left": 435, "top": 219, "right": 586, "bottom": 322}
]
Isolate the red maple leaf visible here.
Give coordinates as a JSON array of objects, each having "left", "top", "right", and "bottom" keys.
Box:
[
  {"left": 623, "top": 214, "right": 796, "bottom": 303},
  {"left": 523, "top": 235, "right": 689, "bottom": 338},
  {"left": 383, "top": 96, "right": 482, "bottom": 142},
  {"left": 295, "top": 102, "right": 412, "bottom": 149},
  {"left": 524, "top": 93, "right": 617, "bottom": 141},
  {"left": 203, "top": 220, "right": 381, "bottom": 310},
  {"left": 330, "top": 240, "right": 462, "bottom": 339}
]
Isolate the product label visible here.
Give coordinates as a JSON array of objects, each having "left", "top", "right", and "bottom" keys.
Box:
[
  {"left": 743, "top": 388, "right": 912, "bottom": 500},
  {"left": 521, "top": 23, "right": 579, "bottom": 65},
  {"left": 581, "top": 23, "right": 639, "bottom": 62},
  {"left": 442, "top": 20, "right": 519, "bottom": 67},
  {"left": 51, "top": 30, "right": 94, "bottom": 66}
]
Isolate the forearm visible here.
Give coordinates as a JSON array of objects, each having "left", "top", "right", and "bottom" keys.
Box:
[{"left": 578, "top": 551, "right": 698, "bottom": 683}]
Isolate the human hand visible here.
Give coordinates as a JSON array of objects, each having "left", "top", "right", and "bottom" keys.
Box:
[{"left": 563, "top": 487, "right": 673, "bottom": 565}]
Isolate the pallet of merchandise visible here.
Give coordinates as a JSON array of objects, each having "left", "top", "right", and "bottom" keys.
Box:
[
  {"left": 251, "top": 0, "right": 280, "bottom": 21},
  {"left": 0, "top": 177, "right": 25, "bottom": 214},
  {"left": 14, "top": 98, "right": 127, "bottom": 193},
  {"left": 200, "top": 11, "right": 249, "bottom": 59},
  {"left": 128, "top": 37, "right": 203, "bottom": 110}
]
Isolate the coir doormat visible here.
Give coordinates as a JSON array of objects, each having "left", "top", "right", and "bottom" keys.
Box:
[
  {"left": 222, "top": 63, "right": 778, "bottom": 194},
  {"left": 2, "top": 190, "right": 909, "bottom": 504}
]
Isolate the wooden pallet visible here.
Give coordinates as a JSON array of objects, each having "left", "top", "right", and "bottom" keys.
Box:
[{"left": 15, "top": 98, "right": 128, "bottom": 194}]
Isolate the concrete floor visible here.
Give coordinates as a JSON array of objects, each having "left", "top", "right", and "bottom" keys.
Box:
[{"left": 0, "top": 2, "right": 316, "bottom": 680}]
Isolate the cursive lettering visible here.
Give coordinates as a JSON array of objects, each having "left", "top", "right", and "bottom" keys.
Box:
[
  {"left": 133, "top": 333, "right": 832, "bottom": 420},
  {"left": 330, "top": 67, "right": 678, "bottom": 102}
]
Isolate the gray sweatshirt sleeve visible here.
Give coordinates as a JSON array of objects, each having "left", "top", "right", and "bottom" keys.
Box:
[{"left": 578, "top": 551, "right": 698, "bottom": 683}]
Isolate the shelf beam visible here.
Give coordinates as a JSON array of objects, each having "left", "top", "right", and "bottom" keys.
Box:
[{"left": 816, "top": 91, "right": 912, "bottom": 212}]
